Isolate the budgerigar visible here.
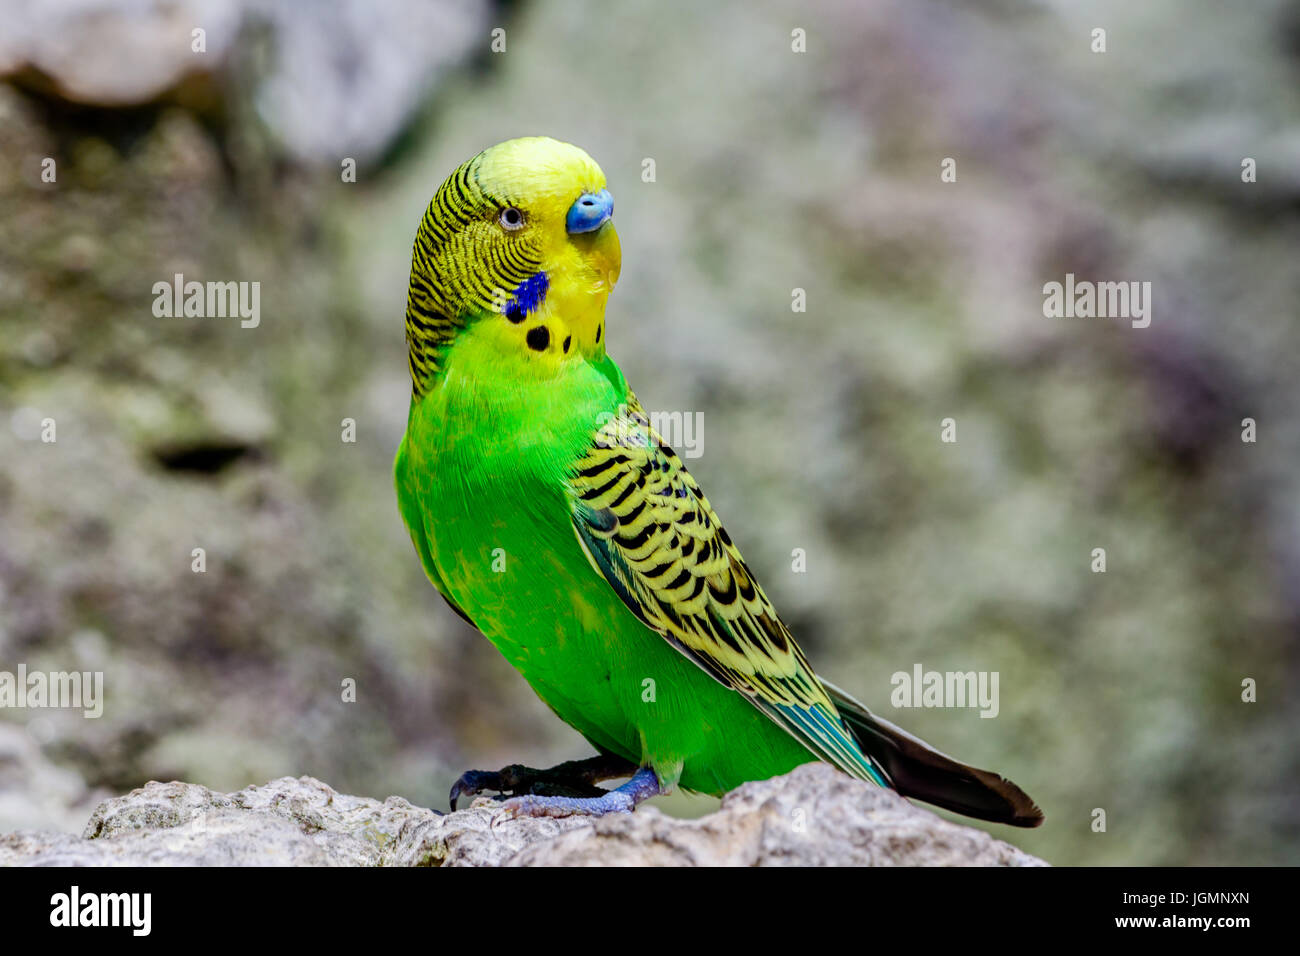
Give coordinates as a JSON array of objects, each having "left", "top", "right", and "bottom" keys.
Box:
[{"left": 394, "top": 137, "right": 1043, "bottom": 826}]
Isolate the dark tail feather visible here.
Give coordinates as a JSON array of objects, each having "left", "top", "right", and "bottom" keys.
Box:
[{"left": 822, "top": 680, "right": 1045, "bottom": 828}]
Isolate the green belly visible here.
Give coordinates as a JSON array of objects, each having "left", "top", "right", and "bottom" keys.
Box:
[{"left": 396, "top": 438, "right": 813, "bottom": 796}]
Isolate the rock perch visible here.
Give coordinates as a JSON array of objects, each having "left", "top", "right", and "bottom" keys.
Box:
[{"left": 0, "top": 763, "right": 1046, "bottom": 866}]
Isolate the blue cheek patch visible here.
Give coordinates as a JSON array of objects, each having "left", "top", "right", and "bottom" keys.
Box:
[{"left": 505, "top": 272, "right": 549, "bottom": 323}]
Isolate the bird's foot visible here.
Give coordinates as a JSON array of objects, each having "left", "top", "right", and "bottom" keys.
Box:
[
  {"left": 449, "top": 753, "right": 638, "bottom": 810},
  {"left": 495, "top": 766, "right": 662, "bottom": 820}
]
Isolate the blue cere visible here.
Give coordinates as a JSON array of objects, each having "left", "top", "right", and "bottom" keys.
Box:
[{"left": 566, "top": 189, "right": 614, "bottom": 234}]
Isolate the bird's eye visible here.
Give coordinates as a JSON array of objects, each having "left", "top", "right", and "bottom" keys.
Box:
[{"left": 499, "top": 207, "right": 525, "bottom": 231}]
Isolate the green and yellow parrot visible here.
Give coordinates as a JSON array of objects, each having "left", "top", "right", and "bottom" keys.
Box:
[{"left": 394, "top": 137, "right": 1043, "bottom": 826}]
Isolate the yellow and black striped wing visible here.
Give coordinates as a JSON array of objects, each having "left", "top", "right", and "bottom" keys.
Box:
[{"left": 566, "top": 396, "right": 888, "bottom": 786}]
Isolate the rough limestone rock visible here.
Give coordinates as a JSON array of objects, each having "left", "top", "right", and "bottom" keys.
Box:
[
  {"left": 0, "top": 776, "right": 588, "bottom": 867},
  {"left": 510, "top": 764, "right": 1044, "bottom": 866},
  {"left": 0, "top": 764, "right": 1045, "bottom": 866}
]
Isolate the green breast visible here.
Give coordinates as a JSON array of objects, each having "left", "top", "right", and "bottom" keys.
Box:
[{"left": 394, "top": 331, "right": 815, "bottom": 793}]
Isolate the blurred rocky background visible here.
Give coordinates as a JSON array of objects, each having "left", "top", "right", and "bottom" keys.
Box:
[{"left": 1, "top": 0, "right": 1297, "bottom": 866}]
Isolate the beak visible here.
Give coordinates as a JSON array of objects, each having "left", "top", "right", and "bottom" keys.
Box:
[{"left": 566, "top": 189, "right": 614, "bottom": 234}]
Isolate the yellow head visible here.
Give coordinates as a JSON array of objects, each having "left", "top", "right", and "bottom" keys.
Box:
[{"left": 405, "top": 137, "right": 622, "bottom": 395}]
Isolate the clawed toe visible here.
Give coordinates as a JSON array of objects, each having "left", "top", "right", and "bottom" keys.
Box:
[
  {"left": 495, "top": 790, "right": 635, "bottom": 821},
  {"left": 449, "top": 763, "right": 611, "bottom": 810},
  {"left": 492, "top": 765, "right": 660, "bottom": 820},
  {"left": 449, "top": 769, "right": 510, "bottom": 810}
]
